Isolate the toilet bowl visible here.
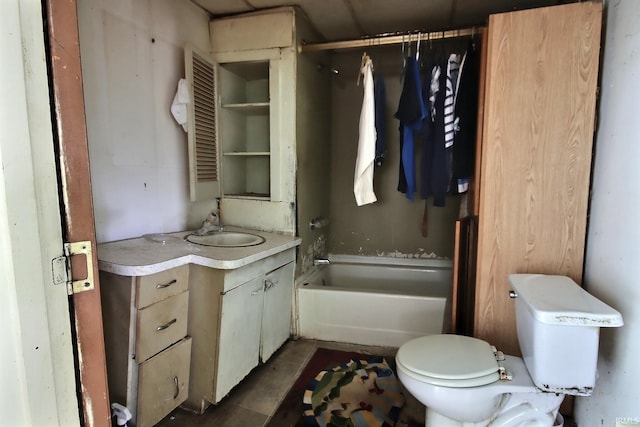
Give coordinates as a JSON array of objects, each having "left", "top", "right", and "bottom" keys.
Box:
[
  {"left": 396, "top": 274, "right": 623, "bottom": 427},
  {"left": 396, "top": 335, "right": 563, "bottom": 425}
]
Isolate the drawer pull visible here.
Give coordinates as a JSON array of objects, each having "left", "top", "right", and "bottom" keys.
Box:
[
  {"left": 156, "top": 279, "right": 177, "bottom": 289},
  {"left": 173, "top": 376, "right": 179, "bottom": 399},
  {"left": 156, "top": 318, "right": 177, "bottom": 331}
]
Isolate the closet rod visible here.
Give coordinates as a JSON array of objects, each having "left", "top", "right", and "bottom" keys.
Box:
[{"left": 300, "top": 27, "right": 483, "bottom": 52}]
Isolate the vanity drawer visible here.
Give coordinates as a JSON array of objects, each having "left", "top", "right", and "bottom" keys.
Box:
[
  {"left": 136, "top": 291, "right": 189, "bottom": 362},
  {"left": 136, "top": 337, "right": 192, "bottom": 427},
  {"left": 136, "top": 265, "right": 189, "bottom": 309}
]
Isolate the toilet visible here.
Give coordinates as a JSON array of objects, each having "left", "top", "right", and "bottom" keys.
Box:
[{"left": 396, "top": 274, "right": 623, "bottom": 427}]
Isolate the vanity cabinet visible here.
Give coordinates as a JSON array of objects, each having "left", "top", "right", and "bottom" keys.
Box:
[
  {"left": 185, "top": 248, "right": 295, "bottom": 412},
  {"left": 100, "top": 265, "right": 192, "bottom": 427}
]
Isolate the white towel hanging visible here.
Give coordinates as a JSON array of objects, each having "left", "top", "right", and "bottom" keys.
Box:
[{"left": 354, "top": 54, "right": 377, "bottom": 206}]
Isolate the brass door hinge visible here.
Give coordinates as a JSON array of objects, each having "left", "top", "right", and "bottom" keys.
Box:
[{"left": 52, "top": 241, "right": 95, "bottom": 295}]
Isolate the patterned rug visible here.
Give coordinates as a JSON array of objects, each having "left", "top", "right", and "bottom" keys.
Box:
[
  {"left": 266, "top": 348, "right": 405, "bottom": 427},
  {"left": 303, "top": 357, "right": 405, "bottom": 427}
]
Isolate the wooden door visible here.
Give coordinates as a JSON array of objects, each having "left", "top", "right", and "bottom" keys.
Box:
[
  {"left": 45, "top": 0, "right": 111, "bottom": 425},
  {"left": 474, "top": 2, "right": 602, "bottom": 355}
]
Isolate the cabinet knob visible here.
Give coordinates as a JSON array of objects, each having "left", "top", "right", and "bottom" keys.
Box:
[{"left": 265, "top": 279, "right": 276, "bottom": 290}]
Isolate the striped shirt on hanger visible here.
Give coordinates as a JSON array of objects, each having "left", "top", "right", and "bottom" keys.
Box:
[{"left": 444, "top": 53, "right": 460, "bottom": 148}]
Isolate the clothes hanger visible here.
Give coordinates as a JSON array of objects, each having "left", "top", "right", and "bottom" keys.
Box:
[
  {"left": 400, "top": 34, "right": 407, "bottom": 82},
  {"left": 357, "top": 51, "right": 371, "bottom": 86},
  {"left": 471, "top": 26, "right": 477, "bottom": 51}
]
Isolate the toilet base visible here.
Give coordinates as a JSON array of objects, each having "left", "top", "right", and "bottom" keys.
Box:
[
  {"left": 426, "top": 409, "right": 564, "bottom": 427},
  {"left": 424, "top": 392, "right": 564, "bottom": 427}
]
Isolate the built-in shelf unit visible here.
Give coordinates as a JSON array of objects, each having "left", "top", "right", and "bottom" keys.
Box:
[{"left": 219, "top": 61, "right": 271, "bottom": 199}]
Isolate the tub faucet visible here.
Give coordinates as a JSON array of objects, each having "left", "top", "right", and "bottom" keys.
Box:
[{"left": 313, "top": 258, "right": 330, "bottom": 266}]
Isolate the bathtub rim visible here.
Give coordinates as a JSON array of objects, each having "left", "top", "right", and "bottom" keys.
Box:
[
  {"left": 327, "top": 254, "right": 452, "bottom": 268},
  {"left": 295, "top": 254, "right": 453, "bottom": 289}
]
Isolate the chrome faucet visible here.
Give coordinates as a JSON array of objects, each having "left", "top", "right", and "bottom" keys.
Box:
[
  {"left": 313, "top": 258, "right": 330, "bottom": 266},
  {"left": 194, "top": 210, "right": 223, "bottom": 235}
]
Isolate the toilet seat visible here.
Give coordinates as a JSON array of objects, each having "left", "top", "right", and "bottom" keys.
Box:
[{"left": 396, "top": 335, "right": 501, "bottom": 387}]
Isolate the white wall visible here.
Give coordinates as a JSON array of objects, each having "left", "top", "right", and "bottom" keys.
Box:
[
  {"left": 78, "top": 0, "right": 215, "bottom": 243},
  {"left": 575, "top": 0, "right": 640, "bottom": 424}
]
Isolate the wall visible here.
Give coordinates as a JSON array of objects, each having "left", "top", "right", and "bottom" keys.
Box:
[
  {"left": 328, "top": 47, "right": 462, "bottom": 258},
  {"left": 295, "top": 13, "right": 332, "bottom": 273},
  {"left": 78, "top": 0, "right": 214, "bottom": 243},
  {"left": 575, "top": 0, "right": 640, "bottom": 424}
]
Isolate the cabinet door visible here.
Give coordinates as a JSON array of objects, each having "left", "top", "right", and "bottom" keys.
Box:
[
  {"left": 136, "top": 337, "right": 191, "bottom": 427},
  {"left": 185, "top": 45, "right": 221, "bottom": 202},
  {"left": 215, "top": 276, "right": 264, "bottom": 402},
  {"left": 475, "top": 2, "right": 601, "bottom": 354},
  {"left": 260, "top": 261, "right": 294, "bottom": 361}
]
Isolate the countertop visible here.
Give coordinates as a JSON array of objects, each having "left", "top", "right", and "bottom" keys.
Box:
[{"left": 97, "top": 227, "right": 301, "bottom": 276}]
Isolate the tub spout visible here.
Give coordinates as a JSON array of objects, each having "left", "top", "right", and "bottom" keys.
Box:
[{"left": 313, "top": 258, "right": 330, "bottom": 266}]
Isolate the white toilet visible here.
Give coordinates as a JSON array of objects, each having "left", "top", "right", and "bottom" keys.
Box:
[{"left": 396, "top": 274, "right": 623, "bottom": 427}]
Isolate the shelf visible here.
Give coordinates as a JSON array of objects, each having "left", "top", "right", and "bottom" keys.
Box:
[
  {"left": 223, "top": 151, "right": 270, "bottom": 156},
  {"left": 221, "top": 61, "right": 269, "bottom": 81},
  {"left": 222, "top": 102, "right": 269, "bottom": 114},
  {"left": 219, "top": 59, "right": 271, "bottom": 200},
  {"left": 224, "top": 193, "right": 270, "bottom": 200}
]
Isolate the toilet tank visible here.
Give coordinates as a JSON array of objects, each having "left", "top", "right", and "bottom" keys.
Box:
[{"left": 509, "top": 274, "right": 623, "bottom": 396}]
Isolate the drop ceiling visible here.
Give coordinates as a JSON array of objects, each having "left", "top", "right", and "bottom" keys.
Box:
[{"left": 191, "top": 0, "right": 574, "bottom": 42}]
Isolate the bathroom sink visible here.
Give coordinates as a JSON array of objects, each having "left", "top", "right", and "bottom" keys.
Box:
[{"left": 185, "top": 231, "right": 266, "bottom": 247}]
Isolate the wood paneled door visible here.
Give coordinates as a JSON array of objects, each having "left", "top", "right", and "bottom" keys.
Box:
[{"left": 474, "top": 2, "right": 602, "bottom": 355}]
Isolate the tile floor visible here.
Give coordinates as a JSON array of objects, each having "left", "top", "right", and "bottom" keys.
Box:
[
  {"left": 156, "top": 338, "right": 577, "bottom": 427},
  {"left": 156, "top": 338, "right": 426, "bottom": 427}
]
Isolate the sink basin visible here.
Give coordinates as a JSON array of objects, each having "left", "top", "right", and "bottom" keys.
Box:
[{"left": 185, "top": 231, "right": 266, "bottom": 247}]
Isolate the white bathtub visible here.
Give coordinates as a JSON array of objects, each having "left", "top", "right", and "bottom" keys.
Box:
[{"left": 296, "top": 255, "right": 452, "bottom": 348}]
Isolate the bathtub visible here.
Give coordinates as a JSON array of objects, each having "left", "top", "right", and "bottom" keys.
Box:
[{"left": 296, "top": 255, "right": 452, "bottom": 348}]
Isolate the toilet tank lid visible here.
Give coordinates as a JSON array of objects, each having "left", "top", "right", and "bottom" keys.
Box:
[{"left": 509, "top": 274, "right": 623, "bottom": 327}]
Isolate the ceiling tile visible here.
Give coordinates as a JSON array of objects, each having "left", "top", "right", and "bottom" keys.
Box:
[
  {"left": 348, "top": 0, "right": 454, "bottom": 36},
  {"left": 194, "top": 0, "right": 577, "bottom": 42},
  {"left": 191, "top": 0, "right": 253, "bottom": 15},
  {"left": 250, "top": 0, "right": 361, "bottom": 40},
  {"left": 451, "top": 0, "right": 562, "bottom": 27}
]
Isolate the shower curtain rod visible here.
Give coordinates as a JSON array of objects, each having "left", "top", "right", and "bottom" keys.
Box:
[{"left": 300, "top": 26, "right": 483, "bottom": 52}]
